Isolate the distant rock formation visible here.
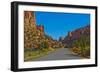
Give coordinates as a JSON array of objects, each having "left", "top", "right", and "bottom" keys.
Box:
[
  {"left": 61, "top": 25, "right": 90, "bottom": 47},
  {"left": 59, "top": 37, "right": 64, "bottom": 42},
  {"left": 37, "top": 25, "right": 44, "bottom": 31}
]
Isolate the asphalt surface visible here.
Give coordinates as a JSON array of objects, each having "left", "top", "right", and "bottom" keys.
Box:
[{"left": 34, "top": 48, "right": 82, "bottom": 61}]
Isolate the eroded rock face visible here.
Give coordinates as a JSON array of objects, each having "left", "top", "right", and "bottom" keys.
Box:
[
  {"left": 61, "top": 25, "right": 90, "bottom": 46},
  {"left": 24, "top": 11, "right": 45, "bottom": 49},
  {"left": 24, "top": 11, "right": 63, "bottom": 49},
  {"left": 24, "top": 11, "right": 36, "bottom": 48}
]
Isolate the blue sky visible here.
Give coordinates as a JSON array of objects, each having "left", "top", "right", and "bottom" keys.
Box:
[{"left": 35, "top": 11, "right": 90, "bottom": 40}]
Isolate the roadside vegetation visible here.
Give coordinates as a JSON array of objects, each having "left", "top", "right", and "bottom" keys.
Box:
[
  {"left": 24, "top": 48, "right": 55, "bottom": 61},
  {"left": 71, "top": 35, "right": 90, "bottom": 58}
]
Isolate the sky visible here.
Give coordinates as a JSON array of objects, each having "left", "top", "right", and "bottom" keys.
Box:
[{"left": 35, "top": 11, "right": 90, "bottom": 40}]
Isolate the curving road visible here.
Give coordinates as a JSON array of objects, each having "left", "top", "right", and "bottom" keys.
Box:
[{"left": 34, "top": 48, "right": 82, "bottom": 61}]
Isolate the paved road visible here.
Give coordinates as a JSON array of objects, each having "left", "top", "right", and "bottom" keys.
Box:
[{"left": 34, "top": 48, "right": 82, "bottom": 61}]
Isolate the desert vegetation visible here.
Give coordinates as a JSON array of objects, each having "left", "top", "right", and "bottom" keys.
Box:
[{"left": 71, "top": 35, "right": 90, "bottom": 58}]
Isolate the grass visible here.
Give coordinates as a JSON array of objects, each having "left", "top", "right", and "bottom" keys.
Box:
[{"left": 24, "top": 48, "right": 56, "bottom": 61}]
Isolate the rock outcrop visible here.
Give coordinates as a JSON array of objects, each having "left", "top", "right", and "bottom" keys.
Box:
[
  {"left": 24, "top": 11, "right": 63, "bottom": 49},
  {"left": 61, "top": 25, "right": 90, "bottom": 47}
]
